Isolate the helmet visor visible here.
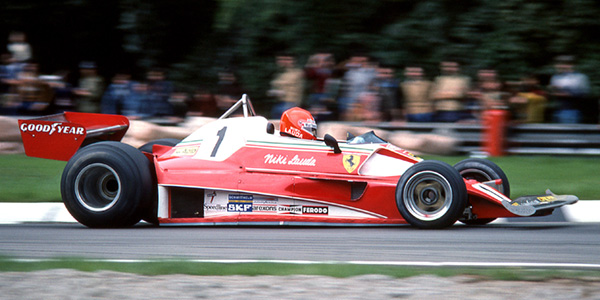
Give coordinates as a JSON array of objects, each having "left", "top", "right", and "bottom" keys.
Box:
[{"left": 301, "top": 119, "right": 317, "bottom": 138}]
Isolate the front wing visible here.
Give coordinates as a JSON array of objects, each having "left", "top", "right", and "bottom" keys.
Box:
[{"left": 502, "top": 189, "right": 579, "bottom": 217}]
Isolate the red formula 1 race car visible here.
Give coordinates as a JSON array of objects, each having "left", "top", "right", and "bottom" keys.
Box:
[{"left": 18, "top": 95, "right": 578, "bottom": 229}]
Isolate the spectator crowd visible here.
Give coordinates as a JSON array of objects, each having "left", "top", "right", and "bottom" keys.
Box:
[
  {"left": 268, "top": 52, "right": 598, "bottom": 124},
  {"left": 1, "top": 31, "right": 598, "bottom": 125}
]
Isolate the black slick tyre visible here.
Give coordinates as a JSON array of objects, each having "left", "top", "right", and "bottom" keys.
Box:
[
  {"left": 454, "top": 158, "right": 510, "bottom": 225},
  {"left": 396, "top": 161, "right": 467, "bottom": 229},
  {"left": 61, "top": 141, "right": 153, "bottom": 228}
]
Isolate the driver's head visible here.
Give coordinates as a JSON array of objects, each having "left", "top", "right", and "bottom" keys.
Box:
[{"left": 280, "top": 107, "right": 317, "bottom": 140}]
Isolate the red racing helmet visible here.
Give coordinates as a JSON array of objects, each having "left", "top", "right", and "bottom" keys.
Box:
[{"left": 280, "top": 107, "right": 317, "bottom": 140}]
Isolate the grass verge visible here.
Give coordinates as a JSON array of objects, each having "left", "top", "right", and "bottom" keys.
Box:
[
  {"left": 1, "top": 258, "right": 600, "bottom": 280},
  {"left": 0, "top": 154, "right": 65, "bottom": 202}
]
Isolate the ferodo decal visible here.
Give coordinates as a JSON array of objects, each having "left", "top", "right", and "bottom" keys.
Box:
[
  {"left": 343, "top": 154, "right": 360, "bottom": 173},
  {"left": 20, "top": 122, "right": 84, "bottom": 136},
  {"left": 302, "top": 206, "right": 329, "bottom": 215}
]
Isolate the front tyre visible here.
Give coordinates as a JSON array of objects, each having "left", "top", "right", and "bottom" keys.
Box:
[
  {"left": 454, "top": 158, "right": 510, "bottom": 225},
  {"left": 61, "top": 141, "right": 153, "bottom": 228},
  {"left": 396, "top": 161, "right": 467, "bottom": 229}
]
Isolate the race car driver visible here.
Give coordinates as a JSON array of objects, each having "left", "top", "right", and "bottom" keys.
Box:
[{"left": 280, "top": 107, "right": 317, "bottom": 140}]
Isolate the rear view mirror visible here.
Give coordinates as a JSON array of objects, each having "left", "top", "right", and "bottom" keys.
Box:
[{"left": 324, "top": 134, "right": 341, "bottom": 154}]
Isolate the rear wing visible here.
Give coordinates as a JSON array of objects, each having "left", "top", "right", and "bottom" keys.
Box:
[{"left": 18, "top": 112, "right": 129, "bottom": 161}]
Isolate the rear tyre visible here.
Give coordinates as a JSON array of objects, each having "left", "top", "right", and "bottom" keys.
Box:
[
  {"left": 454, "top": 158, "right": 510, "bottom": 225},
  {"left": 396, "top": 161, "right": 467, "bottom": 229},
  {"left": 138, "top": 138, "right": 180, "bottom": 225},
  {"left": 61, "top": 141, "right": 153, "bottom": 228}
]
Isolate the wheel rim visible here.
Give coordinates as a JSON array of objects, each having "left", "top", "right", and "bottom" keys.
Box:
[
  {"left": 459, "top": 168, "right": 505, "bottom": 195},
  {"left": 74, "top": 163, "right": 121, "bottom": 212},
  {"left": 403, "top": 171, "right": 453, "bottom": 221},
  {"left": 459, "top": 168, "right": 492, "bottom": 182}
]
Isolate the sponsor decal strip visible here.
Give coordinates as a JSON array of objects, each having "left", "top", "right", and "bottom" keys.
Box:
[{"left": 159, "top": 184, "right": 387, "bottom": 219}]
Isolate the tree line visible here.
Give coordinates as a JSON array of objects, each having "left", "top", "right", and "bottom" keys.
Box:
[{"left": 3, "top": 0, "right": 600, "bottom": 111}]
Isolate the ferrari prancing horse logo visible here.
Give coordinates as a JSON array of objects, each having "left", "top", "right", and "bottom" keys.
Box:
[{"left": 343, "top": 154, "right": 360, "bottom": 173}]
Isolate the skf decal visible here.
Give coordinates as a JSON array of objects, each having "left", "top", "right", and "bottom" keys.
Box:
[
  {"left": 173, "top": 146, "right": 198, "bottom": 157},
  {"left": 302, "top": 206, "right": 329, "bottom": 215},
  {"left": 343, "top": 154, "right": 360, "bottom": 173},
  {"left": 228, "top": 194, "right": 253, "bottom": 212}
]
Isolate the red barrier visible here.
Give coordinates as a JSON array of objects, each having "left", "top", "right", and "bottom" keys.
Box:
[{"left": 482, "top": 109, "right": 509, "bottom": 156}]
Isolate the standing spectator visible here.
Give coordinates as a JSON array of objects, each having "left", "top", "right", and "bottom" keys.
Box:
[
  {"left": 548, "top": 55, "right": 590, "bottom": 124},
  {"left": 124, "top": 82, "right": 151, "bottom": 118},
  {"left": 7, "top": 31, "right": 32, "bottom": 63},
  {"left": 304, "top": 52, "right": 334, "bottom": 107},
  {"left": 374, "top": 64, "right": 401, "bottom": 121},
  {"left": 146, "top": 68, "right": 174, "bottom": 117},
  {"left": 315, "top": 67, "right": 345, "bottom": 121},
  {"left": 0, "top": 53, "right": 22, "bottom": 87},
  {"left": 339, "top": 54, "right": 377, "bottom": 120},
  {"left": 430, "top": 61, "right": 471, "bottom": 122},
  {"left": 469, "top": 69, "right": 506, "bottom": 119},
  {"left": 101, "top": 72, "right": 132, "bottom": 115},
  {"left": 46, "top": 70, "right": 75, "bottom": 113},
  {"left": 15, "top": 62, "right": 52, "bottom": 115},
  {"left": 268, "top": 53, "right": 304, "bottom": 119},
  {"left": 352, "top": 83, "right": 381, "bottom": 122},
  {"left": 0, "top": 53, "right": 22, "bottom": 115},
  {"left": 401, "top": 66, "right": 434, "bottom": 122},
  {"left": 74, "top": 61, "right": 104, "bottom": 113},
  {"left": 508, "top": 74, "right": 547, "bottom": 123},
  {"left": 188, "top": 88, "right": 217, "bottom": 117},
  {"left": 215, "top": 69, "right": 243, "bottom": 115},
  {"left": 305, "top": 53, "right": 338, "bottom": 121}
]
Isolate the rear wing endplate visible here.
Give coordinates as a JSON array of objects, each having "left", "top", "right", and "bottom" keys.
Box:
[{"left": 18, "top": 112, "right": 129, "bottom": 161}]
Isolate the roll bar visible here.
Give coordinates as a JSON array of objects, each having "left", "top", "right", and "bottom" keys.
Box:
[{"left": 218, "top": 94, "right": 257, "bottom": 119}]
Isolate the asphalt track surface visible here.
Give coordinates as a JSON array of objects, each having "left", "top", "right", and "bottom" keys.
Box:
[{"left": 1, "top": 222, "right": 600, "bottom": 266}]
